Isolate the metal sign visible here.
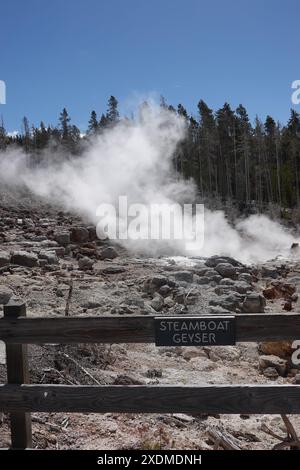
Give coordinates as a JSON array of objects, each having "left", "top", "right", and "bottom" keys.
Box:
[{"left": 155, "top": 316, "right": 236, "bottom": 346}]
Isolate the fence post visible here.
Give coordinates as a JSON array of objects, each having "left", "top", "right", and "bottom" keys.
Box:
[{"left": 4, "top": 301, "right": 32, "bottom": 449}]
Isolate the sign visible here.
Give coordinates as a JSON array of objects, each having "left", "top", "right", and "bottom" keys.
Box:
[{"left": 155, "top": 316, "right": 236, "bottom": 346}]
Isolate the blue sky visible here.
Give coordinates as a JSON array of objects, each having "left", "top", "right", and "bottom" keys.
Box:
[{"left": 0, "top": 0, "right": 299, "bottom": 132}]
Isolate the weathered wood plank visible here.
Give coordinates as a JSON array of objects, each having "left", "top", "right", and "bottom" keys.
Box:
[
  {"left": 0, "top": 314, "right": 299, "bottom": 344},
  {"left": 3, "top": 303, "right": 32, "bottom": 449},
  {"left": 0, "top": 384, "right": 300, "bottom": 414}
]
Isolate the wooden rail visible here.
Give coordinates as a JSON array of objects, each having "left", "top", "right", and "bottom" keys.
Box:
[
  {"left": 1, "top": 313, "right": 300, "bottom": 344},
  {"left": 1, "top": 302, "right": 300, "bottom": 449},
  {"left": 1, "top": 384, "right": 300, "bottom": 414}
]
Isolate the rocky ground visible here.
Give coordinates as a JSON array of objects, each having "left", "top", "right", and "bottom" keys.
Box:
[{"left": 0, "top": 189, "right": 300, "bottom": 450}]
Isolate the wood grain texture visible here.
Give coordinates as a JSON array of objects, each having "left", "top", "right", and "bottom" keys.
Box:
[
  {"left": 0, "top": 313, "right": 300, "bottom": 344},
  {"left": 3, "top": 303, "right": 32, "bottom": 449},
  {"left": 1, "top": 384, "right": 300, "bottom": 414}
]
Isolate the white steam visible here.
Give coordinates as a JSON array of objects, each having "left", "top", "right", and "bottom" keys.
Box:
[{"left": 0, "top": 104, "right": 297, "bottom": 264}]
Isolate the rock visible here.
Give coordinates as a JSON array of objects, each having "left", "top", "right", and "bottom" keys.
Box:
[
  {"left": 205, "top": 255, "right": 242, "bottom": 268},
  {"left": 219, "top": 278, "right": 235, "bottom": 286},
  {"left": 38, "top": 251, "right": 58, "bottom": 265},
  {"left": 259, "top": 341, "right": 293, "bottom": 358},
  {"left": 261, "top": 267, "right": 279, "bottom": 279},
  {"left": 214, "top": 281, "right": 251, "bottom": 296},
  {"left": 159, "top": 285, "right": 172, "bottom": 297},
  {"left": 259, "top": 354, "right": 287, "bottom": 376},
  {"left": 0, "top": 251, "right": 10, "bottom": 268},
  {"left": 54, "top": 231, "right": 70, "bottom": 246},
  {"left": 151, "top": 294, "right": 164, "bottom": 311},
  {"left": 71, "top": 227, "right": 90, "bottom": 243},
  {"left": 99, "top": 246, "right": 118, "bottom": 260},
  {"left": 125, "top": 297, "right": 145, "bottom": 308},
  {"left": 173, "top": 287, "right": 186, "bottom": 305},
  {"left": 164, "top": 296, "right": 175, "bottom": 308},
  {"left": 81, "top": 299, "right": 102, "bottom": 309},
  {"left": 263, "top": 281, "right": 296, "bottom": 301},
  {"left": 101, "top": 265, "right": 126, "bottom": 274},
  {"left": 144, "top": 275, "right": 174, "bottom": 294},
  {"left": 263, "top": 367, "right": 279, "bottom": 379},
  {"left": 292, "top": 374, "right": 300, "bottom": 384},
  {"left": 242, "top": 293, "right": 266, "bottom": 313},
  {"left": 238, "top": 273, "right": 253, "bottom": 283},
  {"left": 174, "top": 271, "right": 194, "bottom": 283},
  {"left": 195, "top": 276, "right": 211, "bottom": 285},
  {"left": 209, "top": 293, "right": 243, "bottom": 311},
  {"left": 208, "top": 305, "right": 231, "bottom": 315},
  {"left": 11, "top": 251, "right": 38, "bottom": 268},
  {"left": 215, "top": 263, "right": 236, "bottom": 279},
  {"left": 78, "top": 256, "right": 94, "bottom": 271},
  {"left": 0, "top": 286, "right": 13, "bottom": 304},
  {"left": 146, "top": 368, "right": 162, "bottom": 378}
]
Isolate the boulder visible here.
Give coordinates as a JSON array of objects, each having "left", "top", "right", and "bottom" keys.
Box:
[
  {"left": 71, "top": 227, "right": 90, "bottom": 243},
  {"left": 215, "top": 263, "right": 236, "bottom": 279},
  {"left": 54, "top": 231, "right": 70, "bottom": 246},
  {"left": 11, "top": 251, "right": 38, "bottom": 268},
  {"left": 78, "top": 256, "right": 94, "bottom": 271},
  {"left": 99, "top": 246, "right": 118, "bottom": 260},
  {"left": 0, "top": 286, "right": 13, "bottom": 304},
  {"left": 0, "top": 251, "right": 10, "bottom": 268},
  {"left": 242, "top": 293, "right": 266, "bottom": 313},
  {"left": 38, "top": 251, "right": 58, "bottom": 265},
  {"left": 174, "top": 271, "right": 194, "bottom": 283},
  {"left": 259, "top": 354, "right": 287, "bottom": 376},
  {"left": 205, "top": 255, "right": 242, "bottom": 268}
]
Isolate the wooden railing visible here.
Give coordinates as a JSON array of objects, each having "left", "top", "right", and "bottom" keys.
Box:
[{"left": 1, "top": 302, "right": 300, "bottom": 449}]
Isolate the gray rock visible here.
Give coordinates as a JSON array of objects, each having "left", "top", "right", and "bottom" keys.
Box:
[
  {"left": 78, "top": 256, "right": 94, "bottom": 271},
  {"left": 38, "top": 250, "right": 58, "bottom": 265},
  {"left": 242, "top": 293, "right": 266, "bottom": 313},
  {"left": 263, "top": 367, "right": 279, "bottom": 379},
  {"left": 151, "top": 294, "right": 164, "bottom": 312},
  {"left": 101, "top": 265, "right": 126, "bottom": 274},
  {"left": 238, "top": 273, "right": 253, "bottom": 283},
  {"left": 209, "top": 292, "right": 243, "bottom": 311},
  {"left": 125, "top": 297, "right": 145, "bottom": 308},
  {"left": 159, "top": 285, "right": 172, "bottom": 297},
  {"left": 205, "top": 255, "right": 242, "bottom": 268},
  {"left": 259, "top": 354, "right": 287, "bottom": 376},
  {"left": 0, "top": 251, "right": 10, "bottom": 268},
  {"left": 0, "top": 286, "right": 13, "bottom": 304},
  {"left": 174, "top": 271, "right": 194, "bottom": 283},
  {"left": 99, "top": 246, "right": 118, "bottom": 260},
  {"left": 195, "top": 276, "right": 212, "bottom": 285},
  {"left": 11, "top": 251, "right": 38, "bottom": 268},
  {"left": 71, "top": 227, "right": 90, "bottom": 243},
  {"left": 54, "top": 231, "right": 70, "bottom": 246},
  {"left": 215, "top": 263, "right": 237, "bottom": 279}
]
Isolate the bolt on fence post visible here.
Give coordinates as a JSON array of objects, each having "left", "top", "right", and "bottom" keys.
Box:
[{"left": 4, "top": 301, "right": 32, "bottom": 449}]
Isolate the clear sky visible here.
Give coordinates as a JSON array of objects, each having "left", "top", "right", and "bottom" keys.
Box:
[{"left": 0, "top": 0, "right": 299, "bottom": 132}]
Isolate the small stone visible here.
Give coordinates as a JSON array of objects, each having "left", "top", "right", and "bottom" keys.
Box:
[
  {"left": 0, "top": 251, "right": 10, "bottom": 268},
  {"left": 292, "top": 374, "right": 300, "bottom": 384},
  {"left": 151, "top": 294, "right": 164, "bottom": 311},
  {"left": 0, "top": 286, "right": 13, "bottom": 304},
  {"left": 263, "top": 367, "right": 279, "bottom": 379},
  {"left": 259, "top": 354, "right": 287, "bottom": 376}
]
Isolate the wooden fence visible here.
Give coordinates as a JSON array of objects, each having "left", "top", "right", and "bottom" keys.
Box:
[{"left": 0, "top": 301, "right": 300, "bottom": 449}]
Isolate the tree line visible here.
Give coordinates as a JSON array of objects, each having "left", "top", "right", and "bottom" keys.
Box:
[{"left": 0, "top": 95, "right": 300, "bottom": 209}]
